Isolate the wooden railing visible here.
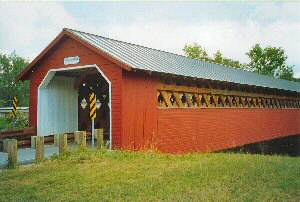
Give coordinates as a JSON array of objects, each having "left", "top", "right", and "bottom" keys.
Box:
[
  {"left": 0, "top": 127, "right": 36, "bottom": 149},
  {"left": 158, "top": 84, "right": 300, "bottom": 109},
  {"left": 0, "top": 128, "right": 96, "bottom": 150}
]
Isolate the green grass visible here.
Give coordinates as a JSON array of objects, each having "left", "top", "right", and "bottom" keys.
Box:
[{"left": 0, "top": 149, "right": 299, "bottom": 202}]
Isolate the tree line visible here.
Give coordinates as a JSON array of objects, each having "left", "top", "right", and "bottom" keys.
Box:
[{"left": 183, "top": 43, "right": 296, "bottom": 81}]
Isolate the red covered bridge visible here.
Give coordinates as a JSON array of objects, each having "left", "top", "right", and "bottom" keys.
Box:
[{"left": 17, "top": 28, "right": 300, "bottom": 153}]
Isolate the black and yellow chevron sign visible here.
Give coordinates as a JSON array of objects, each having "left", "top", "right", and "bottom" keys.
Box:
[
  {"left": 89, "top": 92, "right": 97, "bottom": 121},
  {"left": 11, "top": 96, "right": 18, "bottom": 118}
]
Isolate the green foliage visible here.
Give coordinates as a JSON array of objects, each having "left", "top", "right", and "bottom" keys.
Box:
[
  {"left": 183, "top": 44, "right": 245, "bottom": 69},
  {"left": 183, "top": 43, "right": 210, "bottom": 61},
  {"left": 0, "top": 111, "right": 29, "bottom": 131},
  {"left": 0, "top": 52, "right": 29, "bottom": 107},
  {"left": 246, "top": 44, "right": 294, "bottom": 80},
  {"left": 213, "top": 50, "right": 244, "bottom": 69},
  {"left": 183, "top": 43, "right": 295, "bottom": 81},
  {"left": 0, "top": 150, "right": 299, "bottom": 201}
]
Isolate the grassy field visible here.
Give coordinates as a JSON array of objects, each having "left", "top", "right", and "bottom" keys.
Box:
[{"left": 0, "top": 149, "right": 299, "bottom": 202}]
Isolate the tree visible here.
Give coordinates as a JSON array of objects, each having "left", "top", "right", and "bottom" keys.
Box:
[
  {"left": 183, "top": 43, "right": 211, "bottom": 62},
  {"left": 213, "top": 50, "right": 244, "bottom": 69},
  {"left": 0, "top": 52, "right": 29, "bottom": 107},
  {"left": 0, "top": 111, "right": 29, "bottom": 131},
  {"left": 183, "top": 42, "right": 296, "bottom": 81},
  {"left": 183, "top": 44, "right": 244, "bottom": 69},
  {"left": 246, "top": 44, "right": 294, "bottom": 80}
]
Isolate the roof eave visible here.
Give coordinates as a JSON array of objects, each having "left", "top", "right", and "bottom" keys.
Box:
[{"left": 135, "top": 68, "right": 300, "bottom": 95}]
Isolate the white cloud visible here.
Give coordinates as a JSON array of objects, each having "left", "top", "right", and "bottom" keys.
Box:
[
  {"left": 0, "top": 2, "right": 78, "bottom": 60},
  {"left": 105, "top": 3, "right": 300, "bottom": 76},
  {"left": 107, "top": 19, "right": 299, "bottom": 59},
  {"left": 251, "top": 2, "right": 300, "bottom": 23},
  {"left": 0, "top": 2, "right": 299, "bottom": 77}
]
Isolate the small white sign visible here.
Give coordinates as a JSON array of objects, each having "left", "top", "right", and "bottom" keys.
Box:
[{"left": 64, "top": 56, "right": 80, "bottom": 65}]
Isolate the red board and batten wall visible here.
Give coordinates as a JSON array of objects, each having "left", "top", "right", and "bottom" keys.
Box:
[
  {"left": 25, "top": 35, "right": 300, "bottom": 153},
  {"left": 156, "top": 109, "right": 300, "bottom": 153},
  {"left": 121, "top": 72, "right": 300, "bottom": 153}
]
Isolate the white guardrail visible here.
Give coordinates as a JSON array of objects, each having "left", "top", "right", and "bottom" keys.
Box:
[{"left": 0, "top": 107, "right": 29, "bottom": 118}]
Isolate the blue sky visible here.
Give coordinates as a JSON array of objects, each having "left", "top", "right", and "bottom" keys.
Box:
[{"left": 1, "top": 1, "right": 300, "bottom": 77}]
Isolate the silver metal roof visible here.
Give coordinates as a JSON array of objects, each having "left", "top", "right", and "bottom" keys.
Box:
[{"left": 67, "top": 28, "right": 300, "bottom": 93}]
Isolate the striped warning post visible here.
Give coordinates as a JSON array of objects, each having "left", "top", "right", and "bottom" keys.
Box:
[
  {"left": 11, "top": 96, "right": 18, "bottom": 118},
  {"left": 89, "top": 92, "right": 97, "bottom": 120}
]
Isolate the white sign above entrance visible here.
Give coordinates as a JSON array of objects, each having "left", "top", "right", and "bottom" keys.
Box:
[{"left": 64, "top": 56, "right": 80, "bottom": 65}]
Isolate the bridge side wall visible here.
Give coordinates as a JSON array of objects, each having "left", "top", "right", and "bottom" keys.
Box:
[{"left": 156, "top": 108, "right": 300, "bottom": 153}]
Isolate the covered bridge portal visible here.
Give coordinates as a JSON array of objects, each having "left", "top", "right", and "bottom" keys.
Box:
[
  {"left": 37, "top": 65, "right": 111, "bottom": 144},
  {"left": 17, "top": 28, "right": 300, "bottom": 153}
]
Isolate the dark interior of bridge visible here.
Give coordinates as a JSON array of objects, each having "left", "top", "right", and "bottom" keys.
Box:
[{"left": 223, "top": 134, "right": 300, "bottom": 156}]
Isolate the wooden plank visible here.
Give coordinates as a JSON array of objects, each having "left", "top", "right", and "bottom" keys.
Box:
[
  {"left": 160, "top": 91, "right": 173, "bottom": 108},
  {"left": 185, "top": 93, "right": 193, "bottom": 107},
  {"left": 35, "top": 136, "right": 44, "bottom": 163},
  {"left": 7, "top": 139, "right": 18, "bottom": 168},
  {"left": 173, "top": 92, "right": 184, "bottom": 107},
  {"left": 159, "top": 84, "right": 300, "bottom": 101},
  {"left": 0, "top": 127, "right": 35, "bottom": 137},
  {"left": 157, "top": 84, "right": 300, "bottom": 109},
  {"left": 202, "top": 94, "right": 209, "bottom": 107},
  {"left": 95, "top": 129, "right": 104, "bottom": 149},
  {"left": 157, "top": 91, "right": 166, "bottom": 107},
  {"left": 79, "top": 131, "right": 87, "bottom": 148},
  {"left": 74, "top": 131, "right": 80, "bottom": 145},
  {"left": 2, "top": 139, "right": 9, "bottom": 152},
  {"left": 213, "top": 95, "right": 219, "bottom": 107},
  {"left": 31, "top": 136, "right": 37, "bottom": 149},
  {"left": 58, "top": 134, "right": 68, "bottom": 154},
  {"left": 205, "top": 94, "right": 213, "bottom": 108},
  {"left": 191, "top": 93, "right": 200, "bottom": 107},
  {"left": 224, "top": 96, "right": 231, "bottom": 107}
]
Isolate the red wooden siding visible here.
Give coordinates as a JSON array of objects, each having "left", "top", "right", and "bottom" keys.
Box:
[
  {"left": 156, "top": 108, "right": 300, "bottom": 153},
  {"left": 120, "top": 72, "right": 300, "bottom": 153},
  {"left": 121, "top": 71, "right": 158, "bottom": 150},
  {"left": 28, "top": 36, "right": 123, "bottom": 148}
]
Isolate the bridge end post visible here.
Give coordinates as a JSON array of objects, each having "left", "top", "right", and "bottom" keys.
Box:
[{"left": 6, "top": 139, "right": 18, "bottom": 168}]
